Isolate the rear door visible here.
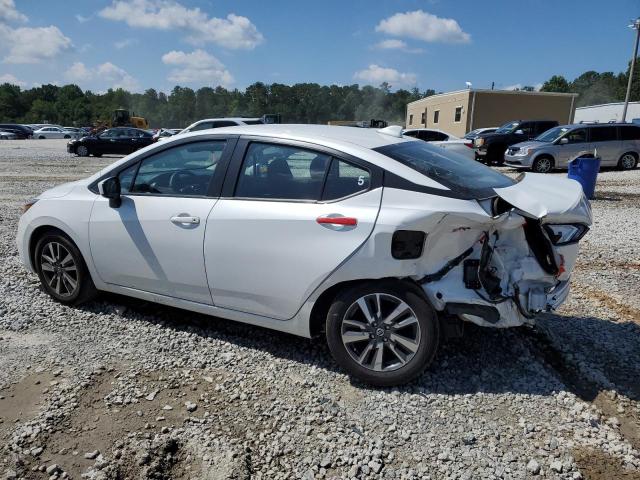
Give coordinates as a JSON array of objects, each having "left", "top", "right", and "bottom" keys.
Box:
[
  {"left": 204, "top": 138, "right": 383, "bottom": 320},
  {"left": 590, "top": 126, "right": 620, "bottom": 166}
]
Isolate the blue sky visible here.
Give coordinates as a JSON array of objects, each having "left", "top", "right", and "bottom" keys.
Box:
[{"left": 0, "top": 0, "right": 637, "bottom": 93}]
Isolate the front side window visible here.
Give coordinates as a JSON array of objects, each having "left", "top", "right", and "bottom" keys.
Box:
[
  {"left": 590, "top": 126, "right": 617, "bottom": 142},
  {"left": 322, "top": 160, "right": 370, "bottom": 201},
  {"left": 118, "top": 163, "right": 138, "bottom": 193},
  {"left": 454, "top": 107, "right": 462, "bottom": 123},
  {"left": 375, "top": 141, "right": 514, "bottom": 198},
  {"left": 235, "top": 143, "right": 331, "bottom": 200},
  {"left": 100, "top": 129, "right": 117, "bottom": 138},
  {"left": 565, "top": 128, "right": 587, "bottom": 144},
  {"left": 495, "top": 121, "right": 520, "bottom": 134},
  {"left": 433, "top": 110, "right": 440, "bottom": 124},
  {"left": 129, "top": 141, "right": 226, "bottom": 196}
]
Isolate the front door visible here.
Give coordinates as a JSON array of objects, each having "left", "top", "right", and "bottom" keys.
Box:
[
  {"left": 556, "top": 128, "right": 591, "bottom": 167},
  {"left": 204, "top": 140, "right": 382, "bottom": 320},
  {"left": 89, "top": 139, "right": 230, "bottom": 304}
]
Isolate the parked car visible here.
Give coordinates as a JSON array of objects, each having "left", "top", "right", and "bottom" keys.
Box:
[
  {"left": 403, "top": 128, "right": 475, "bottom": 160},
  {"left": 0, "top": 124, "right": 32, "bottom": 139},
  {"left": 474, "top": 120, "right": 559, "bottom": 165},
  {"left": 152, "top": 128, "right": 181, "bottom": 143},
  {"left": 19, "top": 124, "right": 592, "bottom": 385},
  {"left": 0, "top": 129, "right": 18, "bottom": 140},
  {"left": 178, "top": 117, "right": 264, "bottom": 135},
  {"left": 33, "top": 126, "right": 75, "bottom": 139},
  {"left": 67, "top": 127, "right": 153, "bottom": 157},
  {"left": 505, "top": 123, "right": 640, "bottom": 173},
  {"left": 464, "top": 127, "right": 497, "bottom": 141}
]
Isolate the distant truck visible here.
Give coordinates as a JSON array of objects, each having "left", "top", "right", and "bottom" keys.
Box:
[{"left": 473, "top": 120, "right": 558, "bottom": 165}]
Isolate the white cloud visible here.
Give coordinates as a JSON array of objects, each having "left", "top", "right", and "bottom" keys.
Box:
[
  {"left": 162, "top": 49, "right": 233, "bottom": 86},
  {"left": 354, "top": 64, "right": 417, "bottom": 87},
  {"left": 0, "top": 73, "right": 26, "bottom": 87},
  {"left": 376, "top": 10, "right": 470, "bottom": 44},
  {"left": 75, "top": 14, "right": 91, "bottom": 23},
  {"left": 114, "top": 38, "right": 137, "bottom": 49},
  {"left": 99, "top": 0, "right": 264, "bottom": 49},
  {"left": 97, "top": 62, "right": 139, "bottom": 91},
  {"left": 374, "top": 38, "right": 423, "bottom": 53},
  {"left": 65, "top": 62, "right": 93, "bottom": 82},
  {"left": 0, "top": 24, "right": 72, "bottom": 63},
  {"left": 0, "top": 0, "right": 27, "bottom": 23},
  {"left": 63, "top": 61, "right": 139, "bottom": 91}
]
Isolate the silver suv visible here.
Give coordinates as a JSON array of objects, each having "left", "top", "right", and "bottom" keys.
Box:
[{"left": 504, "top": 123, "right": 640, "bottom": 173}]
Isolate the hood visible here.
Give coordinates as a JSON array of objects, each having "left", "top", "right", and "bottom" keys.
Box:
[
  {"left": 493, "top": 173, "right": 592, "bottom": 224},
  {"left": 508, "top": 140, "right": 546, "bottom": 150},
  {"left": 478, "top": 132, "right": 507, "bottom": 141},
  {"left": 37, "top": 180, "right": 84, "bottom": 199}
]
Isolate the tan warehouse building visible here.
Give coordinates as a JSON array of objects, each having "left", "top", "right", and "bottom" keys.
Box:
[{"left": 405, "top": 89, "right": 578, "bottom": 137}]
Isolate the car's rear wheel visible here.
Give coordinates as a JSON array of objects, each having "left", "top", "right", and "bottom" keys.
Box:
[
  {"left": 326, "top": 281, "right": 439, "bottom": 386},
  {"left": 34, "top": 233, "right": 97, "bottom": 305},
  {"left": 38, "top": 135, "right": 45, "bottom": 139},
  {"left": 532, "top": 155, "right": 554, "bottom": 173},
  {"left": 618, "top": 152, "right": 638, "bottom": 170},
  {"left": 64, "top": 135, "right": 71, "bottom": 139},
  {"left": 76, "top": 145, "right": 89, "bottom": 157}
]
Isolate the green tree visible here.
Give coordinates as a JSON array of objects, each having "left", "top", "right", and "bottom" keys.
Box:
[{"left": 541, "top": 75, "right": 570, "bottom": 93}]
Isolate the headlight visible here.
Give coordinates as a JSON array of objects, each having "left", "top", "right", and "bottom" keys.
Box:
[
  {"left": 544, "top": 224, "right": 589, "bottom": 245},
  {"left": 22, "top": 198, "right": 39, "bottom": 214},
  {"left": 514, "top": 147, "right": 530, "bottom": 156},
  {"left": 474, "top": 138, "right": 484, "bottom": 147}
]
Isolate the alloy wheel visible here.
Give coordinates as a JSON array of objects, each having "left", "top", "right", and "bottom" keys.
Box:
[
  {"left": 39, "top": 241, "right": 78, "bottom": 298},
  {"left": 621, "top": 154, "right": 636, "bottom": 170},
  {"left": 77, "top": 145, "right": 88, "bottom": 156},
  {"left": 534, "top": 157, "right": 552, "bottom": 173},
  {"left": 340, "top": 293, "right": 421, "bottom": 372}
]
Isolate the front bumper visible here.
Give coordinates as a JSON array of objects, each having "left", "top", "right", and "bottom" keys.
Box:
[
  {"left": 504, "top": 153, "right": 533, "bottom": 168},
  {"left": 66, "top": 143, "right": 75, "bottom": 154}
]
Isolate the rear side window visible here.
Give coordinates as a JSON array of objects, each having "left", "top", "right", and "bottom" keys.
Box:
[
  {"left": 235, "top": 143, "right": 331, "bottom": 200},
  {"left": 322, "top": 160, "right": 370, "bottom": 201},
  {"left": 590, "top": 126, "right": 617, "bottom": 142},
  {"left": 375, "top": 141, "right": 514, "bottom": 198},
  {"left": 620, "top": 126, "right": 640, "bottom": 140}
]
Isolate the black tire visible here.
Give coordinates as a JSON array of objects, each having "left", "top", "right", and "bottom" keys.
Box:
[
  {"left": 64, "top": 135, "right": 71, "bottom": 139},
  {"left": 487, "top": 145, "right": 506, "bottom": 165},
  {"left": 326, "top": 280, "right": 439, "bottom": 386},
  {"left": 617, "top": 152, "right": 638, "bottom": 170},
  {"left": 76, "top": 145, "right": 89, "bottom": 157},
  {"left": 34, "top": 232, "right": 97, "bottom": 305},
  {"left": 93, "top": 153, "right": 102, "bottom": 157},
  {"left": 531, "top": 155, "right": 554, "bottom": 174},
  {"left": 38, "top": 135, "right": 45, "bottom": 139}
]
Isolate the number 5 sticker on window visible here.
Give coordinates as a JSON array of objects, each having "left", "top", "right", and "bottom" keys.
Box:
[{"left": 357, "top": 176, "right": 365, "bottom": 186}]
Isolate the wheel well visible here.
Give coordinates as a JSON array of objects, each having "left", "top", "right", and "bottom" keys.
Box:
[
  {"left": 533, "top": 154, "right": 555, "bottom": 166},
  {"left": 621, "top": 151, "right": 638, "bottom": 160},
  {"left": 28, "top": 226, "right": 70, "bottom": 270},
  {"left": 308, "top": 277, "right": 429, "bottom": 338}
]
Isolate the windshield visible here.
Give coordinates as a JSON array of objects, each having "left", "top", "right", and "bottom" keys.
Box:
[
  {"left": 375, "top": 141, "right": 515, "bottom": 198},
  {"left": 495, "top": 121, "right": 520, "bottom": 134},
  {"left": 536, "top": 126, "right": 570, "bottom": 142}
]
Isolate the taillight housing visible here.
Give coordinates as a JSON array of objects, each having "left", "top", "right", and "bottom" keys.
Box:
[{"left": 543, "top": 223, "right": 589, "bottom": 246}]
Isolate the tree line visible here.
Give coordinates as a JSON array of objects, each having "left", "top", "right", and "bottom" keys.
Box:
[
  {"left": 1, "top": 58, "right": 639, "bottom": 128},
  {"left": 0, "top": 81, "right": 433, "bottom": 128}
]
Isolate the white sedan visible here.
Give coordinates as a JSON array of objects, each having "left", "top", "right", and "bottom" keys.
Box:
[
  {"left": 33, "top": 126, "right": 75, "bottom": 139},
  {"left": 403, "top": 128, "right": 475, "bottom": 160},
  {"left": 17, "top": 124, "right": 591, "bottom": 386}
]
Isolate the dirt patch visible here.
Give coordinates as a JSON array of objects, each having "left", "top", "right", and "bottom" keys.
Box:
[
  {"left": 572, "top": 281, "right": 640, "bottom": 325},
  {"left": 593, "top": 191, "right": 640, "bottom": 207},
  {"left": 593, "top": 392, "right": 640, "bottom": 452},
  {"left": 0, "top": 372, "right": 55, "bottom": 442},
  {"left": 574, "top": 448, "right": 640, "bottom": 480}
]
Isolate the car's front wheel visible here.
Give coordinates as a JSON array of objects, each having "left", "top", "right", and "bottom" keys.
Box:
[
  {"left": 34, "top": 232, "right": 97, "bottom": 305},
  {"left": 76, "top": 145, "right": 89, "bottom": 157},
  {"left": 326, "top": 281, "right": 439, "bottom": 386},
  {"left": 531, "top": 155, "right": 554, "bottom": 173}
]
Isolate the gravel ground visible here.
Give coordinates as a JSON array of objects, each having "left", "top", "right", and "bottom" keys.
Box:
[{"left": 0, "top": 139, "right": 639, "bottom": 480}]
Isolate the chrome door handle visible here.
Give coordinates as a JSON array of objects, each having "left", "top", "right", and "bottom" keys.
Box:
[{"left": 171, "top": 215, "right": 200, "bottom": 225}]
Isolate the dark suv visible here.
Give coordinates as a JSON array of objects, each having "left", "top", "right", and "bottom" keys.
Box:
[
  {"left": 474, "top": 120, "right": 558, "bottom": 165},
  {"left": 0, "top": 124, "right": 33, "bottom": 139}
]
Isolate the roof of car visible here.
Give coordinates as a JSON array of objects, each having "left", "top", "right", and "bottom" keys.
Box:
[
  {"left": 192, "top": 117, "right": 262, "bottom": 123},
  {"left": 189, "top": 124, "right": 411, "bottom": 150}
]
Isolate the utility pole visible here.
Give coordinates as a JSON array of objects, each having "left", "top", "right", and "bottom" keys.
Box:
[{"left": 622, "top": 18, "right": 640, "bottom": 123}]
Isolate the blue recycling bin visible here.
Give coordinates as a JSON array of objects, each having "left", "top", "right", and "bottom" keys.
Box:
[{"left": 568, "top": 156, "right": 601, "bottom": 199}]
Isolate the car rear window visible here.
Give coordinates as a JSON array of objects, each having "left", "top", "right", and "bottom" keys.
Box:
[
  {"left": 375, "top": 141, "right": 515, "bottom": 198},
  {"left": 620, "top": 125, "right": 640, "bottom": 140}
]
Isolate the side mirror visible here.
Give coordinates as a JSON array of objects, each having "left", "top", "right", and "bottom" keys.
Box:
[
  {"left": 514, "top": 129, "right": 524, "bottom": 135},
  {"left": 559, "top": 137, "right": 569, "bottom": 145},
  {"left": 98, "top": 176, "right": 121, "bottom": 208}
]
